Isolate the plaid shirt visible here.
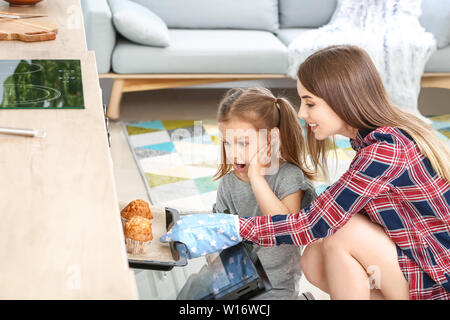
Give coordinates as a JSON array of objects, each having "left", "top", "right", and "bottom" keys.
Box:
[{"left": 240, "top": 127, "right": 450, "bottom": 297}]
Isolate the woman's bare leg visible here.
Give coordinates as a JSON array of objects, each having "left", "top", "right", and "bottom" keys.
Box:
[
  {"left": 370, "top": 289, "right": 385, "bottom": 300},
  {"left": 301, "top": 239, "right": 329, "bottom": 292},
  {"left": 323, "top": 235, "right": 372, "bottom": 299},
  {"left": 300, "top": 213, "right": 409, "bottom": 300},
  {"left": 302, "top": 239, "right": 385, "bottom": 298}
]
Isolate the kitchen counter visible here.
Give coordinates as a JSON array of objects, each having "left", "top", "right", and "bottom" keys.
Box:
[{"left": 0, "top": 0, "right": 137, "bottom": 299}]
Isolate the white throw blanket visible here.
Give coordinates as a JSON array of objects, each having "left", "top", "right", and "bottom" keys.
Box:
[{"left": 287, "top": 0, "right": 436, "bottom": 122}]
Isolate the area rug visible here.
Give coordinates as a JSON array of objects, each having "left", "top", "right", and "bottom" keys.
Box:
[{"left": 123, "top": 116, "right": 450, "bottom": 213}]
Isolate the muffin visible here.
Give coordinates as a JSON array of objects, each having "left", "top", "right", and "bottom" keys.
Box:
[
  {"left": 121, "top": 199, "right": 153, "bottom": 220},
  {"left": 125, "top": 216, "right": 153, "bottom": 254},
  {"left": 120, "top": 199, "right": 153, "bottom": 230}
]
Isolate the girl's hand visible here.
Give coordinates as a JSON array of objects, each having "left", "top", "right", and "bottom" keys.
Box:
[
  {"left": 248, "top": 129, "right": 280, "bottom": 180},
  {"left": 247, "top": 143, "right": 270, "bottom": 179}
]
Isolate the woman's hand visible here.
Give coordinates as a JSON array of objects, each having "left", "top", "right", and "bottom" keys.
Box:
[{"left": 160, "top": 213, "right": 242, "bottom": 259}]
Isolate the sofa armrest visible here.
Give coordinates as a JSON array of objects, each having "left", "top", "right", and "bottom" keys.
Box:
[{"left": 81, "top": 0, "right": 116, "bottom": 74}]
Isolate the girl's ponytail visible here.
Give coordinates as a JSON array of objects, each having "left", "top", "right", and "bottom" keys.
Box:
[{"left": 276, "top": 97, "right": 315, "bottom": 181}]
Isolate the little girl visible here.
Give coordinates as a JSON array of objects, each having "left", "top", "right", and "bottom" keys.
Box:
[{"left": 212, "top": 87, "right": 316, "bottom": 300}]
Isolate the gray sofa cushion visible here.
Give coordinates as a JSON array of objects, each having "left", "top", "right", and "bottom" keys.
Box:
[
  {"left": 81, "top": 0, "right": 116, "bottom": 73},
  {"left": 276, "top": 28, "right": 450, "bottom": 73},
  {"left": 279, "top": 0, "right": 337, "bottom": 28},
  {"left": 419, "top": 0, "right": 450, "bottom": 49},
  {"left": 131, "top": 0, "right": 279, "bottom": 32},
  {"left": 276, "top": 28, "right": 314, "bottom": 46},
  {"left": 112, "top": 30, "right": 288, "bottom": 74},
  {"left": 423, "top": 45, "right": 450, "bottom": 73},
  {"left": 108, "top": 0, "right": 170, "bottom": 47}
]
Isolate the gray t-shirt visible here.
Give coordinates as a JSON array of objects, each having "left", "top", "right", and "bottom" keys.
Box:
[{"left": 213, "top": 162, "right": 316, "bottom": 300}]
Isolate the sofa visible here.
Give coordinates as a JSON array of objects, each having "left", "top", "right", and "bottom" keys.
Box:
[{"left": 81, "top": 0, "right": 450, "bottom": 120}]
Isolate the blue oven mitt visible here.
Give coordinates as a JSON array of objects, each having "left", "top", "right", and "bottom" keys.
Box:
[{"left": 160, "top": 213, "right": 242, "bottom": 259}]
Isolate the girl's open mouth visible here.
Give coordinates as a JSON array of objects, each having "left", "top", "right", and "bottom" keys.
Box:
[{"left": 234, "top": 163, "right": 247, "bottom": 173}]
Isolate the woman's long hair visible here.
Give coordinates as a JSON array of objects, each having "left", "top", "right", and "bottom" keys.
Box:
[
  {"left": 214, "top": 87, "right": 315, "bottom": 181},
  {"left": 298, "top": 45, "right": 450, "bottom": 181}
]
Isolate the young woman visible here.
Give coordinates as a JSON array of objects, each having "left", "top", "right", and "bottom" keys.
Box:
[
  {"left": 213, "top": 87, "right": 316, "bottom": 299},
  {"left": 162, "top": 45, "right": 450, "bottom": 300},
  {"left": 237, "top": 45, "right": 450, "bottom": 300}
]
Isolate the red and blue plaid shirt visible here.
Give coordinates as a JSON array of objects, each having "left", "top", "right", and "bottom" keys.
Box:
[{"left": 239, "top": 127, "right": 450, "bottom": 296}]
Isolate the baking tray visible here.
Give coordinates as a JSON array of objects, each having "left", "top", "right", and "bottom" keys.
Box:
[{"left": 127, "top": 207, "right": 188, "bottom": 271}]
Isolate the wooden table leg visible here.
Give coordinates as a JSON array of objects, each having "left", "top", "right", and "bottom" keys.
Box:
[{"left": 107, "top": 78, "right": 125, "bottom": 120}]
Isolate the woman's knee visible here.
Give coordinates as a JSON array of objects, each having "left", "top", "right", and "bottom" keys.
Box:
[
  {"left": 301, "top": 240, "right": 324, "bottom": 285},
  {"left": 321, "top": 229, "right": 347, "bottom": 254},
  {"left": 322, "top": 213, "right": 377, "bottom": 254}
]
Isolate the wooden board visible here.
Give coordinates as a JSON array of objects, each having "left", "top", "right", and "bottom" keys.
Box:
[
  {"left": 0, "top": 0, "right": 87, "bottom": 57},
  {"left": 0, "top": 17, "right": 57, "bottom": 42}
]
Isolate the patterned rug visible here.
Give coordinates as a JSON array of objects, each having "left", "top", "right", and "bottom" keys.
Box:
[{"left": 123, "top": 115, "right": 450, "bottom": 213}]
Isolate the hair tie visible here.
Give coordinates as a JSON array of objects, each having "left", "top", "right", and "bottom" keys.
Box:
[
  {"left": 275, "top": 97, "right": 281, "bottom": 109},
  {"left": 275, "top": 98, "right": 281, "bottom": 127}
]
